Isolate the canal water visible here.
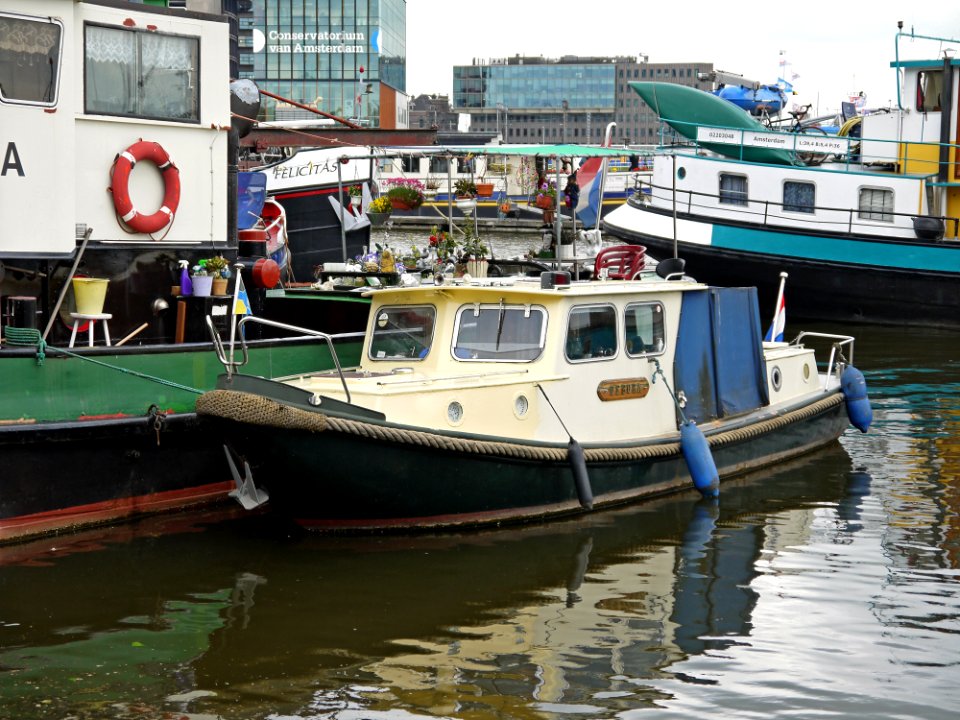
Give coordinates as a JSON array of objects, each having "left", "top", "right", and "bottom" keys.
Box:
[{"left": 0, "top": 279, "right": 958, "bottom": 718}]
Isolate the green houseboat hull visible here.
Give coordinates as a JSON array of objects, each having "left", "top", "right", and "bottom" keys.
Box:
[{"left": 0, "top": 337, "right": 362, "bottom": 544}]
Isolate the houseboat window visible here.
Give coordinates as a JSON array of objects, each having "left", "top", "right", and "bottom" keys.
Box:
[
  {"left": 916, "top": 70, "right": 943, "bottom": 112},
  {"left": 84, "top": 24, "right": 199, "bottom": 122},
  {"left": 369, "top": 305, "right": 436, "bottom": 361},
  {"left": 452, "top": 303, "right": 546, "bottom": 362},
  {"left": 719, "top": 173, "right": 748, "bottom": 206},
  {"left": 0, "top": 14, "right": 62, "bottom": 105},
  {"left": 429, "top": 156, "right": 450, "bottom": 174},
  {"left": 858, "top": 188, "right": 894, "bottom": 222},
  {"left": 566, "top": 305, "right": 617, "bottom": 361},
  {"left": 783, "top": 181, "right": 815, "bottom": 214},
  {"left": 398, "top": 156, "right": 419, "bottom": 173},
  {"left": 624, "top": 303, "right": 665, "bottom": 357}
]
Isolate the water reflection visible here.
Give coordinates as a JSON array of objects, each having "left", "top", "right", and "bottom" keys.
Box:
[
  {"left": 1, "top": 444, "right": 866, "bottom": 719},
  {"left": 1, "top": 325, "right": 958, "bottom": 719}
]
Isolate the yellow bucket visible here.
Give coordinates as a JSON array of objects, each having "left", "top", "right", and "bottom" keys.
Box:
[{"left": 72, "top": 278, "right": 109, "bottom": 315}]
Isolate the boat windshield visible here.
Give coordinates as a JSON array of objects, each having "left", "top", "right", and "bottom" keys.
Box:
[
  {"left": 369, "top": 305, "right": 436, "bottom": 361},
  {"left": 452, "top": 303, "right": 546, "bottom": 362}
]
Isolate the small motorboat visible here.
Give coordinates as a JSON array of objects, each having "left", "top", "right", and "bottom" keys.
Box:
[{"left": 197, "top": 249, "right": 872, "bottom": 531}]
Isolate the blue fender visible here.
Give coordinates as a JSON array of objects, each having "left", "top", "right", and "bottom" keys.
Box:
[
  {"left": 681, "top": 421, "right": 719, "bottom": 498},
  {"left": 841, "top": 365, "right": 873, "bottom": 433},
  {"left": 568, "top": 439, "right": 594, "bottom": 509}
]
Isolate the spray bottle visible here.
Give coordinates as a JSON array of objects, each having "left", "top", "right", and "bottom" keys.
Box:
[{"left": 179, "top": 260, "right": 193, "bottom": 296}]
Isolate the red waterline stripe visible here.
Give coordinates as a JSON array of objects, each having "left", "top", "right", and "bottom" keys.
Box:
[{"left": 0, "top": 481, "right": 233, "bottom": 544}]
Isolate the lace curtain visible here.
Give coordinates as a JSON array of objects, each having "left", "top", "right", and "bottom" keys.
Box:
[
  {"left": 0, "top": 16, "right": 61, "bottom": 103},
  {"left": 85, "top": 25, "right": 198, "bottom": 121},
  {"left": 0, "top": 16, "right": 59, "bottom": 55}
]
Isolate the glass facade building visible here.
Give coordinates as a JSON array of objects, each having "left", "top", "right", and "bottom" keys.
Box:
[
  {"left": 238, "top": 0, "right": 406, "bottom": 125},
  {"left": 455, "top": 56, "right": 713, "bottom": 145}
]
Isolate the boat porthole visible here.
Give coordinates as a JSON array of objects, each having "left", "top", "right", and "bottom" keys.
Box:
[
  {"left": 447, "top": 401, "right": 464, "bottom": 426},
  {"left": 514, "top": 394, "right": 529, "bottom": 419},
  {"left": 803, "top": 362, "right": 811, "bottom": 382},
  {"left": 771, "top": 365, "right": 782, "bottom": 392},
  {"left": 677, "top": 166, "right": 686, "bottom": 180}
]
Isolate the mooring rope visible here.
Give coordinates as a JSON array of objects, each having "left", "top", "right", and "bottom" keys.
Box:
[
  {"left": 39, "top": 344, "right": 204, "bottom": 395},
  {"left": 3, "top": 327, "right": 46, "bottom": 364},
  {"left": 197, "top": 389, "right": 844, "bottom": 463}
]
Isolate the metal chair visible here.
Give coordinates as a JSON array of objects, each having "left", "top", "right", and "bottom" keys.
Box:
[{"left": 594, "top": 245, "right": 647, "bottom": 280}]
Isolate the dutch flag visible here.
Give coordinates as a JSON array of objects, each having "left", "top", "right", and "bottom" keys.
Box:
[{"left": 764, "top": 272, "right": 788, "bottom": 342}]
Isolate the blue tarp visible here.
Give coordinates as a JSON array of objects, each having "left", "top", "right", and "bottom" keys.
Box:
[
  {"left": 674, "top": 287, "right": 769, "bottom": 425},
  {"left": 237, "top": 171, "right": 267, "bottom": 230}
]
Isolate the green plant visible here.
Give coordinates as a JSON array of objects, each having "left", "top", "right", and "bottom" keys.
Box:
[
  {"left": 460, "top": 231, "right": 488, "bottom": 260},
  {"left": 386, "top": 183, "right": 424, "bottom": 207},
  {"left": 368, "top": 195, "right": 392, "bottom": 213},
  {"left": 424, "top": 175, "right": 441, "bottom": 190},
  {"left": 454, "top": 178, "right": 477, "bottom": 197},
  {"left": 429, "top": 225, "right": 459, "bottom": 261},
  {"left": 348, "top": 184, "right": 363, "bottom": 197},
  {"left": 194, "top": 255, "right": 231, "bottom": 277}
]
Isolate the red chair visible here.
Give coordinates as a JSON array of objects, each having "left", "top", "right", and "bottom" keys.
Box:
[{"left": 594, "top": 245, "right": 647, "bottom": 280}]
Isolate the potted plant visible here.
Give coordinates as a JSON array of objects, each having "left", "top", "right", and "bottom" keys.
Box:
[
  {"left": 191, "top": 262, "right": 215, "bottom": 297},
  {"left": 453, "top": 178, "right": 477, "bottom": 199},
  {"left": 475, "top": 167, "right": 494, "bottom": 197},
  {"left": 423, "top": 176, "right": 441, "bottom": 199},
  {"left": 384, "top": 178, "right": 425, "bottom": 210},
  {"left": 460, "top": 229, "right": 489, "bottom": 278},
  {"left": 428, "top": 225, "right": 459, "bottom": 267},
  {"left": 204, "top": 255, "right": 232, "bottom": 295},
  {"left": 367, "top": 195, "right": 393, "bottom": 226}
]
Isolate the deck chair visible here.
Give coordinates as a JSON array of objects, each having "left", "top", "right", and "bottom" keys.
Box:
[{"left": 594, "top": 245, "right": 647, "bottom": 280}]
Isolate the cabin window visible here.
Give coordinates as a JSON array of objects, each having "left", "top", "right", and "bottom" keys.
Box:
[
  {"left": 369, "top": 305, "right": 436, "bottom": 361},
  {"left": 783, "top": 181, "right": 815, "bottom": 214},
  {"left": 719, "top": 173, "right": 748, "bottom": 206},
  {"left": 452, "top": 303, "right": 546, "bottom": 362},
  {"left": 858, "top": 187, "right": 894, "bottom": 222},
  {"left": 624, "top": 303, "right": 665, "bottom": 357},
  {"left": 916, "top": 70, "right": 943, "bottom": 112},
  {"left": 566, "top": 305, "right": 617, "bottom": 361},
  {"left": 0, "top": 14, "right": 62, "bottom": 105},
  {"left": 84, "top": 24, "right": 199, "bottom": 122}
]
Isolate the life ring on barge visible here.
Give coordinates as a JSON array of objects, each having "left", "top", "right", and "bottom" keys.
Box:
[{"left": 110, "top": 140, "right": 180, "bottom": 234}]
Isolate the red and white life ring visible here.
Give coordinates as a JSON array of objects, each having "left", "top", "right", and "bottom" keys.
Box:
[{"left": 110, "top": 140, "right": 180, "bottom": 234}]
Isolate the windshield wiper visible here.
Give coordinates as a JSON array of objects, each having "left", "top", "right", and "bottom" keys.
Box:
[{"left": 495, "top": 298, "right": 505, "bottom": 351}]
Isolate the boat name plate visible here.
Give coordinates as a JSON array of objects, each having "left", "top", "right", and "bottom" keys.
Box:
[{"left": 596, "top": 378, "right": 650, "bottom": 401}]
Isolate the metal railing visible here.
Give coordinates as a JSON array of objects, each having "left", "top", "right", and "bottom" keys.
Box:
[
  {"left": 206, "top": 315, "right": 355, "bottom": 403},
  {"left": 792, "top": 332, "right": 855, "bottom": 384},
  {"left": 634, "top": 179, "right": 960, "bottom": 238}
]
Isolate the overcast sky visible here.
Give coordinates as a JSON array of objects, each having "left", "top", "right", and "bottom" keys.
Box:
[{"left": 405, "top": 2, "right": 960, "bottom": 115}]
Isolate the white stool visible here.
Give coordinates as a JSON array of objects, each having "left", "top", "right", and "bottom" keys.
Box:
[{"left": 69, "top": 312, "right": 113, "bottom": 348}]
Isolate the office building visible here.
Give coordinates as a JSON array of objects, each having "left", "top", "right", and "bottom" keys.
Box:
[
  {"left": 454, "top": 55, "right": 714, "bottom": 145},
  {"left": 237, "top": 0, "right": 408, "bottom": 127}
]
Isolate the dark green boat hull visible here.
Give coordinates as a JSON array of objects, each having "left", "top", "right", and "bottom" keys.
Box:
[
  {"left": 211, "top": 392, "right": 849, "bottom": 531},
  {"left": 0, "top": 337, "right": 362, "bottom": 544}
]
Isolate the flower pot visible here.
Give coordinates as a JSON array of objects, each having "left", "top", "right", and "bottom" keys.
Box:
[
  {"left": 475, "top": 182, "right": 494, "bottom": 197},
  {"left": 456, "top": 198, "right": 477, "bottom": 215},
  {"left": 367, "top": 211, "right": 391, "bottom": 226},
  {"left": 466, "top": 258, "right": 488, "bottom": 278},
  {"left": 192, "top": 275, "right": 213, "bottom": 297},
  {"left": 212, "top": 277, "right": 228, "bottom": 296},
  {"left": 390, "top": 198, "right": 421, "bottom": 211},
  {"left": 535, "top": 194, "right": 554, "bottom": 210},
  {"left": 72, "top": 278, "right": 109, "bottom": 315}
]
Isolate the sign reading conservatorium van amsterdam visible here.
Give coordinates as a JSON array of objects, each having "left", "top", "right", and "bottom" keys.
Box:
[{"left": 596, "top": 378, "right": 650, "bottom": 401}]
